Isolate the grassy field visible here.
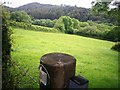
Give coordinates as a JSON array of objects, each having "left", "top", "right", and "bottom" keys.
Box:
[{"left": 11, "top": 28, "right": 118, "bottom": 88}]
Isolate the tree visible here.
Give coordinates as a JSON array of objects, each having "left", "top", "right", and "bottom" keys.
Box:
[
  {"left": 92, "top": 0, "right": 120, "bottom": 51},
  {"left": 10, "top": 11, "right": 32, "bottom": 23},
  {"left": 54, "top": 16, "right": 75, "bottom": 34},
  {"left": 92, "top": 0, "right": 120, "bottom": 25},
  {"left": 62, "top": 16, "right": 74, "bottom": 34},
  {"left": 72, "top": 18, "right": 80, "bottom": 29},
  {"left": 54, "top": 17, "right": 65, "bottom": 33}
]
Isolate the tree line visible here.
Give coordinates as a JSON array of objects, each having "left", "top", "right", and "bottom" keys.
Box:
[
  {"left": 9, "top": 10, "right": 119, "bottom": 42},
  {"left": 7, "top": 2, "right": 116, "bottom": 25}
]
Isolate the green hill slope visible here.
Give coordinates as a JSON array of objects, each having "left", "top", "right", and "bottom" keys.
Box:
[{"left": 11, "top": 28, "right": 118, "bottom": 88}]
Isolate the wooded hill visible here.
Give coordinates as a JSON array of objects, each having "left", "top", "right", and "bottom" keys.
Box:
[{"left": 7, "top": 2, "right": 115, "bottom": 23}]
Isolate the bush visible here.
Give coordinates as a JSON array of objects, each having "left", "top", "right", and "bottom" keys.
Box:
[
  {"left": 10, "top": 11, "right": 32, "bottom": 23},
  {"left": 2, "top": 5, "right": 15, "bottom": 89},
  {"left": 32, "top": 19, "right": 55, "bottom": 28},
  {"left": 87, "top": 20, "right": 97, "bottom": 26},
  {"left": 83, "top": 26, "right": 98, "bottom": 35},
  {"left": 111, "top": 42, "right": 120, "bottom": 52},
  {"left": 54, "top": 16, "right": 75, "bottom": 34},
  {"left": 79, "top": 22, "right": 89, "bottom": 27},
  {"left": 72, "top": 18, "right": 80, "bottom": 29},
  {"left": 54, "top": 16, "right": 67, "bottom": 32},
  {"left": 54, "top": 20, "right": 65, "bottom": 33},
  {"left": 10, "top": 21, "right": 59, "bottom": 33},
  {"left": 106, "top": 26, "right": 120, "bottom": 41},
  {"left": 76, "top": 26, "right": 102, "bottom": 37}
]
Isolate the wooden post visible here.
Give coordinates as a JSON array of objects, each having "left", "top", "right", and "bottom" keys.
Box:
[{"left": 39, "top": 53, "right": 76, "bottom": 89}]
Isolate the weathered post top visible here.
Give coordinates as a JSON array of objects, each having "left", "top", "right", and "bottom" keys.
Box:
[
  {"left": 40, "top": 53, "right": 76, "bottom": 66},
  {"left": 40, "top": 52, "right": 76, "bottom": 88}
]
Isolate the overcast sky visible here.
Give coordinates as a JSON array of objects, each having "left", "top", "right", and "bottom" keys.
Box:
[{"left": 2, "top": 0, "right": 96, "bottom": 8}]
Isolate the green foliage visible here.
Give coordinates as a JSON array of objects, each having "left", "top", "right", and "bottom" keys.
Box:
[
  {"left": 87, "top": 21, "right": 111, "bottom": 37},
  {"left": 91, "top": 1, "right": 119, "bottom": 26},
  {"left": 11, "top": 15, "right": 118, "bottom": 42},
  {"left": 105, "top": 26, "right": 120, "bottom": 41},
  {"left": 75, "top": 26, "right": 103, "bottom": 37},
  {"left": 10, "top": 21, "right": 32, "bottom": 29},
  {"left": 2, "top": 5, "right": 15, "bottom": 88},
  {"left": 79, "top": 22, "right": 89, "bottom": 27},
  {"left": 54, "top": 17, "right": 65, "bottom": 32},
  {"left": 62, "top": 16, "right": 74, "bottom": 34},
  {"left": 10, "top": 11, "right": 32, "bottom": 23},
  {"left": 71, "top": 19, "right": 114, "bottom": 40},
  {"left": 32, "top": 25, "right": 59, "bottom": 33},
  {"left": 92, "top": 2, "right": 109, "bottom": 14},
  {"left": 32, "top": 19, "right": 56, "bottom": 27},
  {"left": 54, "top": 16, "right": 75, "bottom": 34},
  {"left": 72, "top": 18, "right": 80, "bottom": 29},
  {"left": 2, "top": 5, "right": 11, "bottom": 68},
  {"left": 10, "top": 21, "right": 59, "bottom": 33},
  {"left": 111, "top": 42, "right": 120, "bottom": 52},
  {"left": 82, "top": 26, "right": 99, "bottom": 36},
  {"left": 87, "top": 20, "right": 97, "bottom": 26},
  {"left": 50, "top": 16, "right": 118, "bottom": 41}
]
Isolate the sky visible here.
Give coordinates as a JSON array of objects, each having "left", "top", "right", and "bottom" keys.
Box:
[{"left": 2, "top": 0, "right": 96, "bottom": 8}]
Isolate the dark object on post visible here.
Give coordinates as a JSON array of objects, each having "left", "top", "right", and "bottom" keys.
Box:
[
  {"left": 69, "top": 75, "right": 89, "bottom": 90},
  {"left": 39, "top": 53, "right": 76, "bottom": 89}
]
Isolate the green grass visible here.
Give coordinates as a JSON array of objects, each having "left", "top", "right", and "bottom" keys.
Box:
[{"left": 11, "top": 28, "right": 118, "bottom": 88}]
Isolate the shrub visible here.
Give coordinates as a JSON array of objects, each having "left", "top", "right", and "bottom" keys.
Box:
[
  {"left": 2, "top": 5, "right": 15, "bottom": 88},
  {"left": 72, "top": 18, "right": 79, "bottom": 28},
  {"left": 79, "top": 22, "right": 89, "bottom": 27},
  {"left": 32, "top": 19, "right": 55, "bottom": 28},
  {"left": 10, "top": 11, "right": 32, "bottom": 23},
  {"left": 111, "top": 42, "right": 120, "bottom": 52},
  {"left": 106, "top": 26, "right": 120, "bottom": 41},
  {"left": 87, "top": 20, "right": 97, "bottom": 26},
  {"left": 79, "top": 26, "right": 100, "bottom": 36},
  {"left": 54, "top": 20, "right": 65, "bottom": 33},
  {"left": 10, "top": 21, "right": 59, "bottom": 33},
  {"left": 54, "top": 16, "right": 75, "bottom": 34}
]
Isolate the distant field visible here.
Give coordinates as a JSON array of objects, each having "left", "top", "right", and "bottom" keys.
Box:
[{"left": 11, "top": 28, "right": 118, "bottom": 88}]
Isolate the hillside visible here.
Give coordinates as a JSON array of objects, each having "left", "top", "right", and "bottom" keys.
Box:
[
  {"left": 7, "top": 2, "right": 112, "bottom": 22},
  {"left": 11, "top": 28, "right": 118, "bottom": 88}
]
